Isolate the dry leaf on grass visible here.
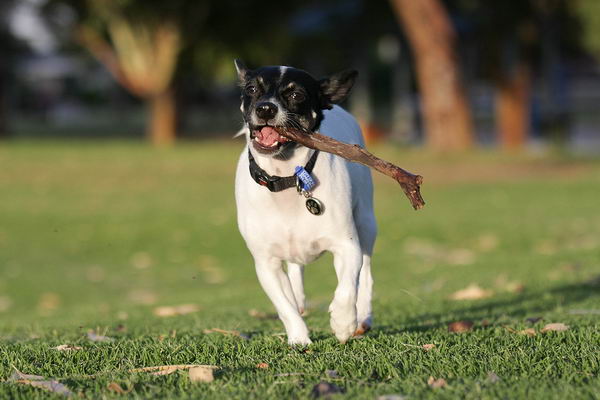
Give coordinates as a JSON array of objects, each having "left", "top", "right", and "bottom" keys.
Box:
[
  {"left": 494, "top": 275, "right": 524, "bottom": 293},
  {"left": 153, "top": 304, "right": 200, "bottom": 317},
  {"left": 487, "top": 371, "right": 501, "bottom": 383},
  {"left": 477, "top": 233, "right": 499, "bottom": 251},
  {"left": 189, "top": 366, "right": 214, "bottom": 383},
  {"left": 448, "top": 320, "right": 474, "bottom": 333},
  {"left": 130, "top": 252, "right": 153, "bottom": 269},
  {"left": 203, "top": 328, "right": 249, "bottom": 340},
  {"left": 107, "top": 382, "right": 130, "bottom": 394},
  {"left": 53, "top": 344, "right": 83, "bottom": 351},
  {"left": 427, "top": 376, "right": 447, "bottom": 389},
  {"left": 198, "top": 255, "right": 226, "bottom": 284},
  {"left": 37, "top": 292, "right": 60, "bottom": 315},
  {"left": 377, "top": 396, "right": 407, "bottom": 400},
  {"left": 256, "top": 363, "right": 269, "bottom": 369},
  {"left": 504, "top": 282, "right": 525, "bottom": 293},
  {"left": 9, "top": 369, "right": 73, "bottom": 397},
  {"left": 541, "top": 323, "right": 569, "bottom": 333},
  {"left": 518, "top": 328, "right": 537, "bottom": 337},
  {"left": 0, "top": 295, "right": 12, "bottom": 312},
  {"left": 446, "top": 248, "right": 476, "bottom": 265},
  {"left": 127, "top": 289, "right": 157, "bottom": 305},
  {"left": 422, "top": 344, "right": 436, "bottom": 351},
  {"left": 450, "top": 284, "right": 493, "bottom": 300},
  {"left": 248, "top": 309, "right": 278, "bottom": 319},
  {"left": 504, "top": 326, "right": 537, "bottom": 336},
  {"left": 129, "top": 364, "right": 219, "bottom": 376},
  {"left": 87, "top": 331, "right": 114, "bottom": 342},
  {"left": 311, "top": 381, "right": 343, "bottom": 398}
]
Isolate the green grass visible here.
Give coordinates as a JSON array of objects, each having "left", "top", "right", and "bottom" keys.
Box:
[{"left": 0, "top": 140, "right": 599, "bottom": 399}]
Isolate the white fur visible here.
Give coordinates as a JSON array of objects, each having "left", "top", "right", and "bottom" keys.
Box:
[{"left": 235, "top": 105, "right": 377, "bottom": 345}]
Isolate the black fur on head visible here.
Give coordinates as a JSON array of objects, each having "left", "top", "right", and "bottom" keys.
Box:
[
  {"left": 318, "top": 69, "right": 358, "bottom": 110},
  {"left": 235, "top": 59, "right": 357, "bottom": 157}
]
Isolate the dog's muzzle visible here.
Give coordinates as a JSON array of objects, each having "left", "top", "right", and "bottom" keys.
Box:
[{"left": 251, "top": 126, "right": 291, "bottom": 153}]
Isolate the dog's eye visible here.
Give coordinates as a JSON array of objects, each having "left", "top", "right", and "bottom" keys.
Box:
[
  {"left": 289, "top": 91, "right": 305, "bottom": 102},
  {"left": 245, "top": 85, "right": 258, "bottom": 95}
]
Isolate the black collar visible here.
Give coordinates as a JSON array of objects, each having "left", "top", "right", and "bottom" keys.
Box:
[{"left": 248, "top": 148, "right": 319, "bottom": 192}]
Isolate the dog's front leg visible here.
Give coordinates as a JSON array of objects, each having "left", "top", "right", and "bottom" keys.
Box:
[
  {"left": 287, "top": 262, "right": 305, "bottom": 315},
  {"left": 255, "top": 257, "right": 312, "bottom": 345},
  {"left": 329, "top": 243, "right": 362, "bottom": 343}
]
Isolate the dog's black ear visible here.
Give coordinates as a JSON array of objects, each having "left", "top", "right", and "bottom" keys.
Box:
[
  {"left": 234, "top": 59, "right": 249, "bottom": 82},
  {"left": 319, "top": 69, "right": 358, "bottom": 109}
]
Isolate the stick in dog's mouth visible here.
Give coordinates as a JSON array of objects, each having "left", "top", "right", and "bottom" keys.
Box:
[{"left": 274, "top": 126, "right": 426, "bottom": 210}]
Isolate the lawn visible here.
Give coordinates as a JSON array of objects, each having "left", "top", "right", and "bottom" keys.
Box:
[{"left": 0, "top": 140, "right": 599, "bottom": 399}]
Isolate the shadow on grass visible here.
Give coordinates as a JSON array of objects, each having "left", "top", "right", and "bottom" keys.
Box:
[{"left": 380, "top": 278, "right": 600, "bottom": 334}]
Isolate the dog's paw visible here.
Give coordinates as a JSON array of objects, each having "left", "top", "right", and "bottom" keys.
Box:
[
  {"left": 333, "top": 327, "right": 355, "bottom": 344},
  {"left": 330, "top": 316, "right": 357, "bottom": 344},
  {"left": 287, "top": 336, "right": 312, "bottom": 346}
]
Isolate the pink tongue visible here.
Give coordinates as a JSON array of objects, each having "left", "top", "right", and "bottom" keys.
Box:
[{"left": 256, "top": 126, "right": 279, "bottom": 146}]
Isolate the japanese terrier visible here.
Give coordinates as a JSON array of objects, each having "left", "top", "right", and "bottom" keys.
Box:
[{"left": 234, "top": 60, "right": 377, "bottom": 345}]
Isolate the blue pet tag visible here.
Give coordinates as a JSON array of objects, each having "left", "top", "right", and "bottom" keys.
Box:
[
  {"left": 294, "top": 166, "right": 315, "bottom": 192},
  {"left": 294, "top": 166, "right": 324, "bottom": 215}
]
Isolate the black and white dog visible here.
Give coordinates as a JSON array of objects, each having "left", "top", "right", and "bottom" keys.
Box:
[{"left": 234, "top": 60, "right": 377, "bottom": 345}]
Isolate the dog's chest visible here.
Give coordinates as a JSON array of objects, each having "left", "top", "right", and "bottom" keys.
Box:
[
  {"left": 270, "top": 230, "right": 330, "bottom": 265},
  {"left": 245, "top": 190, "right": 334, "bottom": 264}
]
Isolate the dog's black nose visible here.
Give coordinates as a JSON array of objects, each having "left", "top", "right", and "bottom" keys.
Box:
[{"left": 255, "top": 102, "right": 278, "bottom": 121}]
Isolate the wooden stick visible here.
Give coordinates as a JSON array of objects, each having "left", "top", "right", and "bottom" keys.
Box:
[{"left": 276, "top": 127, "right": 425, "bottom": 210}]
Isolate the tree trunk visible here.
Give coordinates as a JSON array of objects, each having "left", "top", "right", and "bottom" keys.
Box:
[
  {"left": 148, "top": 89, "right": 176, "bottom": 146},
  {"left": 388, "top": 0, "right": 474, "bottom": 151},
  {"left": 495, "top": 63, "right": 531, "bottom": 150}
]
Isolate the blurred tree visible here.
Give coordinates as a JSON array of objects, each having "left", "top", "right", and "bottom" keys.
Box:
[
  {"left": 388, "top": 0, "right": 474, "bottom": 151},
  {"left": 45, "top": 0, "right": 308, "bottom": 141},
  {"left": 456, "top": 0, "right": 581, "bottom": 150},
  {"left": 45, "top": 0, "right": 207, "bottom": 145},
  {"left": 464, "top": 1, "right": 539, "bottom": 150},
  {"left": 80, "top": 0, "right": 184, "bottom": 145}
]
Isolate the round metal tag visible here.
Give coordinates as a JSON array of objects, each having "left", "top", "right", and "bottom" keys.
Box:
[{"left": 305, "top": 197, "right": 324, "bottom": 215}]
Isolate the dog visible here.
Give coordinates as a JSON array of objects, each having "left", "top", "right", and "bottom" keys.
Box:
[{"left": 234, "top": 60, "right": 377, "bottom": 345}]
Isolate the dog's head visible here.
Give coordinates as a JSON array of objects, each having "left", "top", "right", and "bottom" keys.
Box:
[{"left": 235, "top": 60, "right": 357, "bottom": 157}]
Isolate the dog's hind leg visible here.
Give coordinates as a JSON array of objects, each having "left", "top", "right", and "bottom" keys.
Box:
[
  {"left": 355, "top": 254, "right": 373, "bottom": 335},
  {"left": 329, "top": 243, "right": 362, "bottom": 343},
  {"left": 255, "top": 257, "right": 311, "bottom": 345},
  {"left": 354, "top": 206, "right": 376, "bottom": 336},
  {"left": 287, "top": 262, "right": 306, "bottom": 315}
]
